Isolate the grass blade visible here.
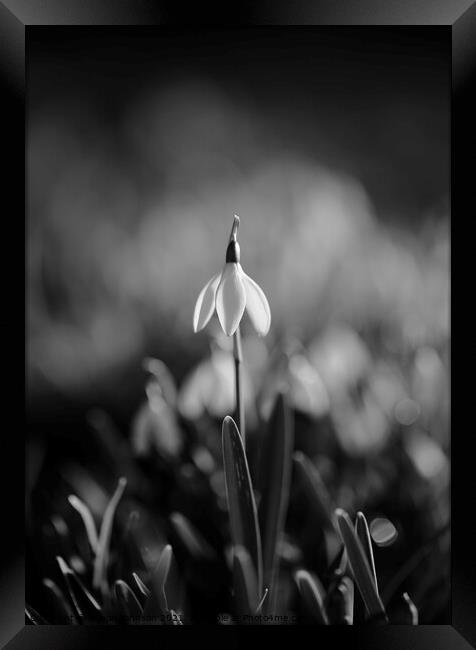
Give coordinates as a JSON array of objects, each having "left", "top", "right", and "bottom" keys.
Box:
[
  {"left": 222, "top": 416, "right": 263, "bottom": 597},
  {"left": 403, "top": 592, "right": 419, "bottom": 625},
  {"left": 169, "top": 512, "right": 215, "bottom": 560},
  {"left": 43, "top": 577, "right": 78, "bottom": 624},
  {"left": 143, "top": 543, "right": 175, "bottom": 619},
  {"left": 25, "top": 605, "right": 49, "bottom": 625},
  {"left": 155, "top": 544, "right": 173, "bottom": 612},
  {"left": 353, "top": 511, "right": 376, "bottom": 623},
  {"left": 133, "top": 572, "right": 151, "bottom": 599},
  {"left": 68, "top": 494, "right": 99, "bottom": 554},
  {"left": 233, "top": 545, "right": 259, "bottom": 619},
  {"left": 338, "top": 576, "right": 354, "bottom": 625},
  {"left": 256, "top": 588, "right": 269, "bottom": 614},
  {"left": 56, "top": 556, "right": 104, "bottom": 623},
  {"left": 335, "top": 509, "right": 387, "bottom": 623},
  {"left": 258, "top": 392, "right": 294, "bottom": 613},
  {"left": 355, "top": 511, "right": 378, "bottom": 590},
  {"left": 114, "top": 579, "right": 144, "bottom": 619},
  {"left": 93, "top": 477, "right": 127, "bottom": 593},
  {"left": 293, "top": 452, "right": 337, "bottom": 533},
  {"left": 294, "top": 569, "right": 329, "bottom": 624}
]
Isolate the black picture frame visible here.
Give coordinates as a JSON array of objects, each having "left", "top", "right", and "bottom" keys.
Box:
[{"left": 2, "top": 0, "right": 472, "bottom": 647}]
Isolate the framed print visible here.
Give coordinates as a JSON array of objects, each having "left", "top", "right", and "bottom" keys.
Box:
[{"left": 1, "top": 0, "right": 473, "bottom": 647}]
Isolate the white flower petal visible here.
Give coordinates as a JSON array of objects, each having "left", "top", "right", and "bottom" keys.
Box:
[
  {"left": 215, "top": 263, "right": 246, "bottom": 336},
  {"left": 241, "top": 270, "right": 271, "bottom": 336},
  {"left": 193, "top": 272, "right": 221, "bottom": 332}
]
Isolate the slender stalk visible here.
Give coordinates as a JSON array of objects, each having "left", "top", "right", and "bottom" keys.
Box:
[{"left": 233, "top": 325, "right": 245, "bottom": 448}]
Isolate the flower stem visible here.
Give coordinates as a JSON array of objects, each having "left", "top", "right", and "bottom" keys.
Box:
[{"left": 233, "top": 326, "right": 245, "bottom": 448}]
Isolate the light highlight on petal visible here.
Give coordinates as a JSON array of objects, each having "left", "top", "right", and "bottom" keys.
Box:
[
  {"left": 241, "top": 270, "right": 271, "bottom": 336},
  {"left": 193, "top": 272, "right": 221, "bottom": 332},
  {"left": 216, "top": 263, "right": 246, "bottom": 336}
]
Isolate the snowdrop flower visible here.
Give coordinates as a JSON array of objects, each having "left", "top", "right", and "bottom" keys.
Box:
[
  {"left": 193, "top": 215, "right": 271, "bottom": 336},
  {"left": 131, "top": 360, "right": 183, "bottom": 459},
  {"left": 259, "top": 341, "right": 330, "bottom": 420},
  {"left": 177, "top": 341, "right": 255, "bottom": 420}
]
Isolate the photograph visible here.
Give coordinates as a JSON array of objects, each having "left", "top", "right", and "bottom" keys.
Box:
[{"left": 25, "top": 26, "right": 450, "bottom": 627}]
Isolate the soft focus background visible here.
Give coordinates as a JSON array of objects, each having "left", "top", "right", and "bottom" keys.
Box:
[{"left": 26, "top": 28, "right": 450, "bottom": 624}]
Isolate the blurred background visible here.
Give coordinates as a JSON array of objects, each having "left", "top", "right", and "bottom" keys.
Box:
[{"left": 26, "top": 28, "right": 450, "bottom": 624}]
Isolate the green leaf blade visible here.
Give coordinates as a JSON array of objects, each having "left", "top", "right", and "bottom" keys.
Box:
[
  {"left": 114, "top": 579, "right": 144, "bottom": 619},
  {"left": 355, "top": 511, "right": 378, "bottom": 590},
  {"left": 56, "top": 556, "right": 105, "bottom": 623},
  {"left": 294, "top": 569, "right": 329, "bottom": 624},
  {"left": 293, "top": 451, "right": 337, "bottom": 533},
  {"left": 222, "top": 416, "right": 263, "bottom": 598},
  {"left": 233, "top": 545, "right": 259, "bottom": 619},
  {"left": 258, "top": 392, "right": 294, "bottom": 612},
  {"left": 143, "top": 543, "right": 175, "bottom": 618},
  {"left": 93, "top": 477, "right": 127, "bottom": 594},
  {"left": 335, "top": 508, "right": 388, "bottom": 623}
]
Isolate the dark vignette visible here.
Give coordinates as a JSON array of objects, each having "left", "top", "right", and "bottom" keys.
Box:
[{"left": 0, "top": 0, "right": 472, "bottom": 647}]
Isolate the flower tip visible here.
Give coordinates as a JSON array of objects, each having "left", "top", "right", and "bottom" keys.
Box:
[{"left": 229, "top": 214, "right": 240, "bottom": 242}]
